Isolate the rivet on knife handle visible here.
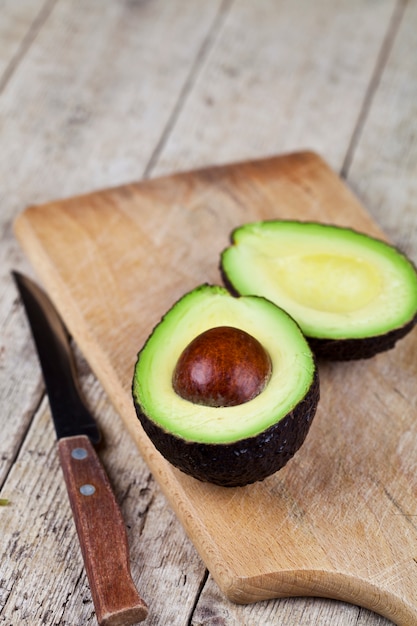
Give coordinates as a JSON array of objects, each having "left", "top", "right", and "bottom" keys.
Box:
[{"left": 58, "top": 435, "right": 148, "bottom": 626}]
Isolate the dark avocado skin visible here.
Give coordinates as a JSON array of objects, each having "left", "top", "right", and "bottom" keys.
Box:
[
  {"left": 308, "top": 314, "right": 417, "bottom": 360},
  {"left": 134, "top": 368, "right": 319, "bottom": 488}
]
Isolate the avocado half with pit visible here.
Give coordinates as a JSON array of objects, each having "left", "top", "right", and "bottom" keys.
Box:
[
  {"left": 132, "top": 284, "right": 319, "bottom": 487},
  {"left": 221, "top": 221, "right": 417, "bottom": 360}
]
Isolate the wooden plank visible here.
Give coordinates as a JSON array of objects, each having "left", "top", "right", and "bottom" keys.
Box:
[
  {"left": 346, "top": 0, "right": 417, "bottom": 263},
  {"left": 13, "top": 152, "right": 417, "bottom": 625},
  {"left": 149, "top": 0, "right": 396, "bottom": 177},
  {"left": 0, "top": 0, "right": 47, "bottom": 80},
  {"left": 0, "top": 0, "right": 228, "bottom": 203},
  {"left": 0, "top": 0, "right": 55, "bottom": 485}
]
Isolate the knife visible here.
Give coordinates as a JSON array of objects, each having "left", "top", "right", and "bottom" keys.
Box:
[{"left": 13, "top": 271, "right": 148, "bottom": 626}]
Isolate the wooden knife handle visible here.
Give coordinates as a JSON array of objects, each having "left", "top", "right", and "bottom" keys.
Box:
[{"left": 58, "top": 434, "right": 148, "bottom": 625}]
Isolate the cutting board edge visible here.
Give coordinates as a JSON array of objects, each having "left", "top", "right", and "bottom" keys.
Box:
[
  {"left": 14, "top": 149, "right": 321, "bottom": 210},
  {"left": 219, "top": 568, "right": 417, "bottom": 626}
]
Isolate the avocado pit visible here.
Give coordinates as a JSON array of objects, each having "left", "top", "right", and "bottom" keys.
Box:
[{"left": 172, "top": 326, "right": 272, "bottom": 407}]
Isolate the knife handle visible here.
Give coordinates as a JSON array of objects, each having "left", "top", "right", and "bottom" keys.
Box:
[{"left": 58, "top": 434, "right": 148, "bottom": 625}]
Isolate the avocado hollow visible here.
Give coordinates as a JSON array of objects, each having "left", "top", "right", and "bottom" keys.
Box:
[{"left": 221, "top": 220, "right": 417, "bottom": 360}]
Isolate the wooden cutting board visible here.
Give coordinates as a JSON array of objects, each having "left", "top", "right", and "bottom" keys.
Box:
[{"left": 14, "top": 152, "right": 417, "bottom": 625}]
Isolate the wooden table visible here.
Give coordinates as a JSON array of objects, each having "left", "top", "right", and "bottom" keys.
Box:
[{"left": 1, "top": 1, "right": 416, "bottom": 625}]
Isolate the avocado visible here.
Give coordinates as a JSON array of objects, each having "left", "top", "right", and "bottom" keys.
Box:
[
  {"left": 221, "top": 221, "right": 417, "bottom": 360},
  {"left": 132, "top": 284, "right": 319, "bottom": 487}
]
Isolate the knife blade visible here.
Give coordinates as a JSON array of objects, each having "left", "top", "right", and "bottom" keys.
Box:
[{"left": 13, "top": 271, "right": 148, "bottom": 626}]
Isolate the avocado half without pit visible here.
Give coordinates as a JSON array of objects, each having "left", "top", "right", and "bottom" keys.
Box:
[
  {"left": 221, "top": 221, "right": 417, "bottom": 360},
  {"left": 132, "top": 284, "right": 319, "bottom": 487}
]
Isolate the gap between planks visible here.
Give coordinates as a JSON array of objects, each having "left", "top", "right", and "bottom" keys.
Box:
[
  {"left": 0, "top": 0, "right": 58, "bottom": 96},
  {"left": 341, "top": 0, "right": 407, "bottom": 178},
  {"left": 143, "top": 0, "right": 235, "bottom": 179}
]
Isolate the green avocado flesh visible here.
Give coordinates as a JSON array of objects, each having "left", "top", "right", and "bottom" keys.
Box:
[
  {"left": 221, "top": 221, "right": 417, "bottom": 359},
  {"left": 132, "top": 285, "right": 319, "bottom": 486}
]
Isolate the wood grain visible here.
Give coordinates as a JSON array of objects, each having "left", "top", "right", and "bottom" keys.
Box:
[
  {"left": 347, "top": 0, "right": 417, "bottom": 262},
  {"left": 151, "top": 0, "right": 396, "bottom": 177},
  {"left": 14, "top": 151, "right": 417, "bottom": 625}
]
